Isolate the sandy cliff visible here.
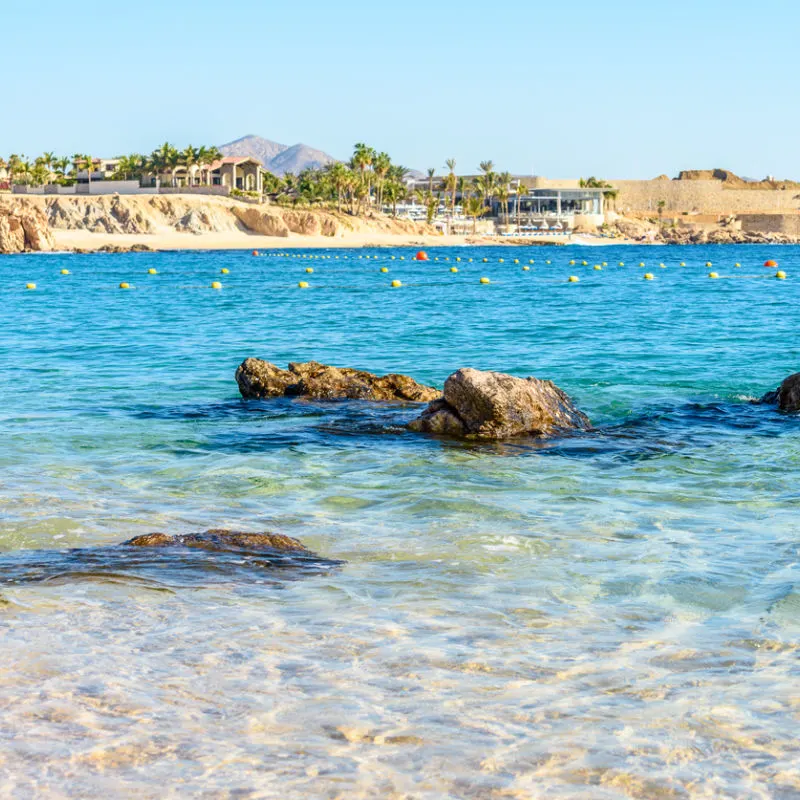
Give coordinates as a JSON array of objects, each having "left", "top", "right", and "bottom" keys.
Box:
[
  {"left": 0, "top": 201, "right": 56, "bottom": 253},
  {"left": 2, "top": 194, "right": 433, "bottom": 245}
]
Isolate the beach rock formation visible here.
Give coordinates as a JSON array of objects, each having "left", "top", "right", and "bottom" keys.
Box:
[
  {"left": 236, "top": 358, "right": 440, "bottom": 402},
  {"left": 409, "top": 367, "right": 590, "bottom": 439},
  {"left": 0, "top": 202, "right": 56, "bottom": 253},
  {"left": 760, "top": 373, "right": 800, "bottom": 411},
  {"left": 123, "top": 529, "right": 311, "bottom": 553}
]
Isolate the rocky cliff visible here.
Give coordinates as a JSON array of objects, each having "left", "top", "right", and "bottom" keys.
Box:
[
  {"left": 6, "top": 194, "right": 432, "bottom": 242},
  {"left": 0, "top": 201, "right": 56, "bottom": 253}
]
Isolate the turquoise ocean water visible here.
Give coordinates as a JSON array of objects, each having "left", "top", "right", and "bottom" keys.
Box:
[{"left": 1, "top": 245, "right": 799, "bottom": 797}]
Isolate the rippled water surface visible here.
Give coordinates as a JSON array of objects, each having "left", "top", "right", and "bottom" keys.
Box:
[{"left": 1, "top": 245, "right": 799, "bottom": 798}]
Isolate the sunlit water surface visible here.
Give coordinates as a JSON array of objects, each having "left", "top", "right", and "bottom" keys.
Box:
[{"left": 1, "top": 245, "right": 799, "bottom": 798}]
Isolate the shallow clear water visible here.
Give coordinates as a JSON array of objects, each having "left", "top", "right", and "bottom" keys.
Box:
[{"left": 1, "top": 245, "right": 799, "bottom": 798}]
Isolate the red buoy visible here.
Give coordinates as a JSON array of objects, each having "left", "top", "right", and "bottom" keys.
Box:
[
  {"left": 252, "top": 250, "right": 259, "bottom": 257},
  {"left": 415, "top": 251, "right": 428, "bottom": 261},
  {"left": 764, "top": 259, "right": 777, "bottom": 267}
]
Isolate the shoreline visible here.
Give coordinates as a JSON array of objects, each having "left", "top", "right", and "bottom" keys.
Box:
[{"left": 49, "top": 229, "right": 639, "bottom": 252}]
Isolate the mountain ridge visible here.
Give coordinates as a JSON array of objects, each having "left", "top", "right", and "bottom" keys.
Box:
[{"left": 219, "top": 134, "right": 336, "bottom": 176}]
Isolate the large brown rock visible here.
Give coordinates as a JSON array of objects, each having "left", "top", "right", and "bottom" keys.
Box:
[
  {"left": 236, "top": 358, "right": 440, "bottom": 402},
  {"left": 761, "top": 373, "right": 800, "bottom": 411},
  {"left": 0, "top": 202, "right": 55, "bottom": 253},
  {"left": 409, "top": 367, "right": 590, "bottom": 439},
  {"left": 123, "top": 529, "right": 311, "bottom": 553}
]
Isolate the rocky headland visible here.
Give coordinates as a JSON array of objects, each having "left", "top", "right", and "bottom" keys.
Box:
[{"left": 0, "top": 201, "right": 56, "bottom": 253}]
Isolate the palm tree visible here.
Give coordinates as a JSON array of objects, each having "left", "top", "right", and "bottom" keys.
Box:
[
  {"left": 351, "top": 143, "right": 376, "bottom": 206},
  {"left": 53, "top": 156, "right": 70, "bottom": 181},
  {"left": 465, "top": 196, "right": 487, "bottom": 233},
  {"left": 181, "top": 145, "right": 199, "bottom": 187},
  {"left": 579, "top": 176, "right": 618, "bottom": 210},
  {"left": 74, "top": 154, "right": 94, "bottom": 188},
  {"left": 657, "top": 199, "right": 666, "bottom": 226},
  {"left": 372, "top": 151, "right": 391, "bottom": 210},
  {"left": 515, "top": 180, "right": 526, "bottom": 231},
  {"left": 326, "top": 162, "right": 351, "bottom": 213},
  {"left": 426, "top": 167, "right": 435, "bottom": 195},
  {"left": 444, "top": 158, "right": 457, "bottom": 218},
  {"left": 496, "top": 171, "right": 513, "bottom": 225},
  {"left": 150, "top": 142, "right": 179, "bottom": 186}
]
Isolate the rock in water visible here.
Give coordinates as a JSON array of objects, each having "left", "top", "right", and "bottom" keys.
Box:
[
  {"left": 761, "top": 373, "right": 800, "bottom": 411},
  {"left": 409, "top": 367, "right": 590, "bottom": 439},
  {"left": 123, "top": 529, "right": 310, "bottom": 553},
  {"left": 235, "top": 358, "right": 440, "bottom": 402}
]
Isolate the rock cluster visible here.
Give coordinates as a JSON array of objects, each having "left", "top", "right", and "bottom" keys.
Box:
[
  {"left": 96, "top": 243, "right": 155, "bottom": 253},
  {"left": 761, "top": 373, "right": 800, "bottom": 412},
  {"left": 0, "top": 202, "right": 55, "bottom": 253},
  {"left": 236, "top": 359, "right": 440, "bottom": 402},
  {"left": 409, "top": 367, "right": 590, "bottom": 439}
]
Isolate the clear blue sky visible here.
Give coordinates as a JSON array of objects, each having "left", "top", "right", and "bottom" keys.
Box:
[{"left": 3, "top": 0, "right": 798, "bottom": 178}]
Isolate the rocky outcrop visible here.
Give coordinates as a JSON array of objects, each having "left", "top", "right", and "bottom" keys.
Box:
[
  {"left": 236, "top": 358, "right": 440, "bottom": 403},
  {"left": 123, "top": 529, "right": 311, "bottom": 553},
  {"left": 761, "top": 373, "right": 800, "bottom": 411},
  {"left": 0, "top": 202, "right": 56, "bottom": 253},
  {"left": 409, "top": 367, "right": 590, "bottom": 439}
]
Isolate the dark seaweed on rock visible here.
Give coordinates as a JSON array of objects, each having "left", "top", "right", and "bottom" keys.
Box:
[{"left": 0, "top": 530, "right": 342, "bottom": 589}]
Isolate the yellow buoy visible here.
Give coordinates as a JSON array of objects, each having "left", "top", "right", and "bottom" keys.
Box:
[
  {"left": 569, "top": 260, "right": 576, "bottom": 265},
  {"left": 482, "top": 258, "right": 488, "bottom": 263},
  {"left": 529, "top": 259, "right": 534, "bottom": 264},
  {"left": 568, "top": 275, "right": 579, "bottom": 283},
  {"left": 513, "top": 259, "right": 519, "bottom": 264},
  {"left": 211, "top": 281, "right": 222, "bottom": 289},
  {"left": 450, "top": 266, "right": 458, "bottom": 273},
  {"left": 399, "top": 256, "right": 405, "bottom": 260},
  {"left": 498, "top": 258, "right": 504, "bottom": 263},
  {"left": 468, "top": 258, "right": 473, "bottom": 262},
  {"left": 619, "top": 262, "right": 625, "bottom": 266},
  {"left": 60, "top": 269, "right": 70, "bottom": 275},
  {"left": 456, "top": 257, "right": 461, "bottom": 262},
  {"left": 602, "top": 262, "right": 607, "bottom": 266},
  {"left": 659, "top": 263, "right": 666, "bottom": 268},
  {"left": 594, "top": 265, "right": 602, "bottom": 270},
  {"left": 480, "top": 277, "right": 490, "bottom": 284},
  {"left": 306, "top": 267, "right": 313, "bottom": 273},
  {"left": 391, "top": 256, "right": 395, "bottom": 260},
  {"left": 735, "top": 262, "right": 741, "bottom": 268},
  {"left": 380, "top": 267, "right": 389, "bottom": 273},
  {"left": 706, "top": 262, "right": 713, "bottom": 267},
  {"left": 221, "top": 268, "right": 229, "bottom": 274},
  {"left": 644, "top": 273, "right": 654, "bottom": 280},
  {"left": 776, "top": 270, "right": 787, "bottom": 279},
  {"left": 581, "top": 261, "right": 588, "bottom": 266},
  {"left": 298, "top": 281, "right": 309, "bottom": 288},
  {"left": 26, "top": 282, "right": 36, "bottom": 290},
  {"left": 639, "top": 262, "right": 645, "bottom": 267},
  {"left": 119, "top": 282, "right": 130, "bottom": 289},
  {"left": 391, "top": 280, "right": 402, "bottom": 287},
  {"left": 147, "top": 268, "right": 157, "bottom": 275},
  {"left": 545, "top": 260, "right": 551, "bottom": 264},
  {"left": 708, "top": 272, "right": 719, "bottom": 279},
  {"left": 680, "top": 262, "right": 686, "bottom": 267}
]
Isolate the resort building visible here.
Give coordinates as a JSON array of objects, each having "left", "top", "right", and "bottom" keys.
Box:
[
  {"left": 494, "top": 186, "right": 606, "bottom": 232},
  {"left": 73, "top": 158, "right": 122, "bottom": 182}
]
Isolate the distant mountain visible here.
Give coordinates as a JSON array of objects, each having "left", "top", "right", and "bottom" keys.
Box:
[{"left": 219, "top": 134, "right": 336, "bottom": 176}]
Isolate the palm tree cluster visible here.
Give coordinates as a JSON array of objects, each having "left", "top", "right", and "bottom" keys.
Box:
[
  {"left": 1, "top": 143, "right": 226, "bottom": 188},
  {"left": 111, "top": 143, "right": 224, "bottom": 187},
  {"left": 2, "top": 152, "right": 72, "bottom": 187},
  {"left": 579, "top": 176, "right": 618, "bottom": 205},
  {"left": 274, "top": 143, "right": 411, "bottom": 216}
]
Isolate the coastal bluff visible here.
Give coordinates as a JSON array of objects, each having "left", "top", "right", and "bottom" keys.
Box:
[{"left": 0, "top": 201, "right": 55, "bottom": 253}]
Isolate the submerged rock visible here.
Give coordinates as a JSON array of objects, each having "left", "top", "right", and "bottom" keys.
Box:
[
  {"left": 409, "top": 367, "right": 590, "bottom": 439},
  {"left": 0, "top": 529, "right": 340, "bottom": 588},
  {"left": 236, "top": 358, "right": 440, "bottom": 403},
  {"left": 123, "top": 529, "right": 310, "bottom": 553},
  {"left": 761, "top": 373, "right": 800, "bottom": 411}
]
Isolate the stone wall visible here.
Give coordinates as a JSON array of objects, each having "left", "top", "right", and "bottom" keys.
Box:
[
  {"left": 739, "top": 214, "right": 800, "bottom": 235},
  {"left": 611, "top": 179, "right": 800, "bottom": 215}
]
